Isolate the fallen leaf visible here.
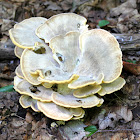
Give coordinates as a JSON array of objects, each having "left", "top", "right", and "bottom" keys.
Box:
[
  {"left": 123, "top": 61, "right": 140, "bottom": 75},
  {"left": 84, "top": 125, "right": 98, "bottom": 137},
  {"left": 98, "top": 112, "right": 117, "bottom": 129},
  {"left": 109, "top": 0, "right": 140, "bottom": 33},
  {"left": 111, "top": 132, "right": 134, "bottom": 140},
  {"left": 115, "top": 106, "right": 133, "bottom": 122},
  {"left": 59, "top": 120, "right": 86, "bottom": 140},
  {"left": 44, "top": 1, "right": 62, "bottom": 11},
  {"left": 136, "top": 136, "right": 140, "bottom": 140},
  {"left": 110, "top": 0, "right": 137, "bottom": 17},
  {"left": 0, "top": 85, "right": 14, "bottom": 92},
  {"left": 132, "top": 121, "right": 140, "bottom": 135},
  {"left": 25, "top": 112, "right": 34, "bottom": 123},
  {"left": 98, "top": 20, "right": 110, "bottom": 27}
]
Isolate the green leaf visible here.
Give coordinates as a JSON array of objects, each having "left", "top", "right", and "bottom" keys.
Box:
[
  {"left": 126, "top": 60, "right": 136, "bottom": 64},
  {"left": 84, "top": 125, "right": 98, "bottom": 137},
  {"left": 98, "top": 20, "right": 110, "bottom": 27},
  {"left": 0, "top": 85, "right": 14, "bottom": 92}
]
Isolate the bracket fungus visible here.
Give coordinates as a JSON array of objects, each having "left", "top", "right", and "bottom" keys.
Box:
[{"left": 9, "top": 13, "right": 125, "bottom": 121}]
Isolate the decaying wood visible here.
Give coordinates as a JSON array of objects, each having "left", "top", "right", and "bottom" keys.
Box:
[
  {"left": 113, "top": 33, "right": 140, "bottom": 51},
  {"left": 0, "top": 73, "right": 15, "bottom": 80},
  {"left": 0, "top": 48, "right": 16, "bottom": 60},
  {"left": 0, "top": 34, "right": 139, "bottom": 60},
  {"left": 0, "top": 39, "right": 16, "bottom": 60}
]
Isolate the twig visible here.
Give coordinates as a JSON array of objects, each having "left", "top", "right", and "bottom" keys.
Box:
[
  {"left": 97, "top": 128, "right": 140, "bottom": 133},
  {"left": 92, "top": 128, "right": 140, "bottom": 136},
  {"left": 0, "top": 113, "right": 25, "bottom": 121},
  {"left": 11, "top": 113, "right": 25, "bottom": 120},
  {"left": 112, "top": 33, "right": 140, "bottom": 51},
  {"left": 1, "top": 18, "right": 18, "bottom": 24},
  {"left": 114, "top": 93, "right": 126, "bottom": 105},
  {"left": 0, "top": 74, "right": 14, "bottom": 80}
]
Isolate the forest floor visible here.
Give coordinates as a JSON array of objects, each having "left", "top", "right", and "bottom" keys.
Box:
[{"left": 0, "top": 0, "right": 140, "bottom": 139}]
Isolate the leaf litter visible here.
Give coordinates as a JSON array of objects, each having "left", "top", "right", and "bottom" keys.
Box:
[{"left": 0, "top": 0, "right": 140, "bottom": 139}]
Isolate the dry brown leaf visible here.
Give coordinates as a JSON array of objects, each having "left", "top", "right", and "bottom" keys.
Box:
[
  {"left": 136, "top": 136, "right": 140, "bottom": 140},
  {"left": 109, "top": 0, "right": 140, "bottom": 33},
  {"left": 99, "top": 112, "right": 117, "bottom": 129},
  {"left": 132, "top": 121, "right": 140, "bottom": 135},
  {"left": 110, "top": 0, "right": 137, "bottom": 17},
  {"left": 11, "top": 0, "right": 26, "bottom": 2},
  {"left": 115, "top": 106, "right": 133, "bottom": 122},
  {"left": 59, "top": 120, "right": 86, "bottom": 140},
  {"left": 123, "top": 61, "right": 140, "bottom": 75},
  {"left": 25, "top": 112, "right": 34, "bottom": 123},
  {"left": 111, "top": 132, "right": 134, "bottom": 140},
  {"left": 91, "top": 106, "right": 133, "bottom": 130}
]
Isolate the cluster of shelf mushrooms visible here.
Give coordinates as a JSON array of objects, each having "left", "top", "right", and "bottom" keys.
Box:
[{"left": 9, "top": 13, "right": 125, "bottom": 121}]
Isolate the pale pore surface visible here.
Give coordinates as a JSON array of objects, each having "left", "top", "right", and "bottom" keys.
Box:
[
  {"left": 37, "top": 101, "right": 73, "bottom": 121},
  {"left": 70, "top": 108, "right": 83, "bottom": 117},
  {"left": 16, "top": 79, "right": 52, "bottom": 102},
  {"left": 9, "top": 17, "right": 47, "bottom": 49},
  {"left": 20, "top": 43, "right": 57, "bottom": 85},
  {"left": 73, "top": 84, "right": 101, "bottom": 98},
  {"left": 21, "top": 49, "right": 46, "bottom": 85},
  {"left": 57, "top": 84, "right": 74, "bottom": 95},
  {"left": 72, "top": 109, "right": 85, "bottom": 120},
  {"left": 55, "top": 83, "right": 102, "bottom": 98},
  {"left": 31, "top": 99, "right": 40, "bottom": 112},
  {"left": 19, "top": 95, "right": 32, "bottom": 108},
  {"left": 14, "top": 46, "right": 24, "bottom": 58},
  {"left": 36, "top": 13, "right": 88, "bottom": 43},
  {"left": 15, "top": 65, "right": 24, "bottom": 79},
  {"left": 42, "top": 82, "right": 53, "bottom": 88},
  {"left": 52, "top": 92, "right": 104, "bottom": 108},
  {"left": 38, "top": 74, "right": 79, "bottom": 84},
  {"left": 19, "top": 95, "right": 40, "bottom": 112},
  {"left": 50, "top": 31, "right": 81, "bottom": 73},
  {"left": 21, "top": 44, "right": 78, "bottom": 85},
  {"left": 98, "top": 77, "right": 126, "bottom": 96},
  {"left": 14, "top": 76, "right": 23, "bottom": 90},
  {"left": 15, "top": 63, "right": 52, "bottom": 88},
  {"left": 68, "top": 74, "right": 104, "bottom": 89},
  {"left": 68, "top": 29, "right": 122, "bottom": 89}
]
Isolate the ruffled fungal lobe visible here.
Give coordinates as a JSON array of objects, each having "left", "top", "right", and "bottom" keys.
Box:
[{"left": 9, "top": 13, "right": 125, "bottom": 121}]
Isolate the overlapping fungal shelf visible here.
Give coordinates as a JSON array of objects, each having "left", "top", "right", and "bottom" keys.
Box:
[{"left": 9, "top": 13, "right": 125, "bottom": 121}]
